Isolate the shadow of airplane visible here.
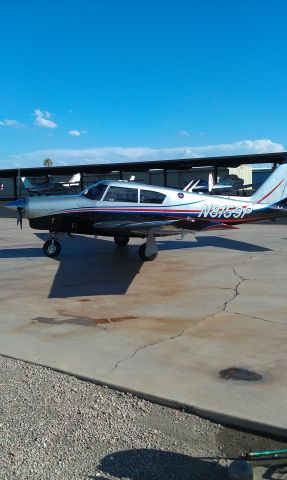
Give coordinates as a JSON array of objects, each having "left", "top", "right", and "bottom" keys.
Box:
[
  {"left": 0, "top": 234, "right": 271, "bottom": 299},
  {"left": 91, "top": 449, "right": 226, "bottom": 480},
  {"left": 157, "top": 235, "right": 272, "bottom": 253}
]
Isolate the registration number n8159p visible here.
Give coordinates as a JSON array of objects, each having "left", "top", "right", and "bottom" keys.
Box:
[{"left": 198, "top": 204, "right": 253, "bottom": 219}]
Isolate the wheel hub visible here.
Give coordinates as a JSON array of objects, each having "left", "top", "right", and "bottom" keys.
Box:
[{"left": 47, "top": 243, "right": 56, "bottom": 254}]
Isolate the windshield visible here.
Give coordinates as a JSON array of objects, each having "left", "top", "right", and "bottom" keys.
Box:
[{"left": 81, "top": 183, "right": 107, "bottom": 201}]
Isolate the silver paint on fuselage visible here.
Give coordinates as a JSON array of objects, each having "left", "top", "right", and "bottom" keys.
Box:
[{"left": 21, "top": 180, "right": 266, "bottom": 221}]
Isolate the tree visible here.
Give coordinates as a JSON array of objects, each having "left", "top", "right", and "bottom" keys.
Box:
[{"left": 43, "top": 158, "right": 53, "bottom": 167}]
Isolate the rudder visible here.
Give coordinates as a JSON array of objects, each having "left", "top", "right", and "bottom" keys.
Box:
[{"left": 250, "top": 161, "right": 287, "bottom": 204}]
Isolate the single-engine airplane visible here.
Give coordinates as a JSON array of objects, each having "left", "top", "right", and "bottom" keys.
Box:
[{"left": 6, "top": 162, "right": 287, "bottom": 261}]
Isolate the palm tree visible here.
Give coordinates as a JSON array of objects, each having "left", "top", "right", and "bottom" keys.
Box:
[{"left": 43, "top": 158, "right": 53, "bottom": 167}]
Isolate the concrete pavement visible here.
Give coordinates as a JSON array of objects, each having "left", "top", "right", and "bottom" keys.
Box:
[{"left": 0, "top": 216, "right": 287, "bottom": 436}]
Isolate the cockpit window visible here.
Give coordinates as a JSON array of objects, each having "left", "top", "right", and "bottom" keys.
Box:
[
  {"left": 140, "top": 189, "right": 166, "bottom": 204},
  {"left": 103, "top": 186, "right": 138, "bottom": 203},
  {"left": 81, "top": 183, "right": 107, "bottom": 200}
]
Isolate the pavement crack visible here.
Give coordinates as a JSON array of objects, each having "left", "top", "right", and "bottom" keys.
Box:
[
  {"left": 222, "top": 262, "right": 248, "bottom": 313},
  {"left": 105, "top": 326, "right": 188, "bottom": 377},
  {"left": 231, "top": 311, "right": 286, "bottom": 326},
  {"left": 105, "top": 259, "right": 262, "bottom": 378},
  {"left": 181, "top": 260, "right": 251, "bottom": 328}
]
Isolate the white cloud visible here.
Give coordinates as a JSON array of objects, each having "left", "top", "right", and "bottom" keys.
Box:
[
  {"left": 68, "top": 129, "right": 87, "bottom": 136},
  {"left": 1, "top": 138, "right": 284, "bottom": 169},
  {"left": 178, "top": 130, "right": 190, "bottom": 137},
  {"left": 34, "top": 117, "right": 58, "bottom": 128},
  {"left": 68, "top": 129, "right": 81, "bottom": 136},
  {"left": 33, "top": 108, "right": 57, "bottom": 128},
  {"left": 0, "top": 119, "right": 25, "bottom": 128},
  {"left": 33, "top": 108, "right": 52, "bottom": 119}
]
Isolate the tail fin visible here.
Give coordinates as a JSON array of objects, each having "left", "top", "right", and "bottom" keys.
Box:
[
  {"left": 21, "top": 177, "right": 34, "bottom": 189},
  {"left": 208, "top": 171, "right": 215, "bottom": 192},
  {"left": 250, "top": 161, "right": 287, "bottom": 204},
  {"left": 69, "top": 173, "right": 81, "bottom": 184}
]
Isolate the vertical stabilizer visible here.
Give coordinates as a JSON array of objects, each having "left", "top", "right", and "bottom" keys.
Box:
[
  {"left": 250, "top": 161, "right": 287, "bottom": 204},
  {"left": 21, "top": 177, "right": 34, "bottom": 189},
  {"left": 208, "top": 171, "right": 215, "bottom": 192}
]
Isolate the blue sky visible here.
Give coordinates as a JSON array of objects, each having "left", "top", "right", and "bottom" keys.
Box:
[{"left": 0, "top": 0, "right": 287, "bottom": 168}]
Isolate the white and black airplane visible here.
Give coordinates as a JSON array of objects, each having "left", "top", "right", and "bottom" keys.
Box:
[{"left": 6, "top": 162, "right": 287, "bottom": 261}]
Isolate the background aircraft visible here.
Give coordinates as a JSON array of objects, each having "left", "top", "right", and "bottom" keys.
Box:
[
  {"left": 6, "top": 162, "right": 287, "bottom": 261},
  {"left": 209, "top": 173, "right": 253, "bottom": 193},
  {"left": 185, "top": 173, "right": 252, "bottom": 194},
  {"left": 21, "top": 173, "right": 81, "bottom": 196}
]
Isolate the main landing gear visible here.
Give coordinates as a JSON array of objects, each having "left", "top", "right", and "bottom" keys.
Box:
[
  {"left": 114, "top": 232, "right": 158, "bottom": 261},
  {"left": 138, "top": 243, "right": 158, "bottom": 261},
  {"left": 138, "top": 231, "right": 158, "bottom": 261},
  {"left": 114, "top": 236, "right": 130, "bottom": 246}
]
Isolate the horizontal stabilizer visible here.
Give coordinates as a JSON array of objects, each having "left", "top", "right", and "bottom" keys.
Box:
[{"left": 203, "top": 223, "right": 239, "bottom": 231}]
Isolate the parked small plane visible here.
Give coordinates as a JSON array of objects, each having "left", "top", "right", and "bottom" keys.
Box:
[
  {"left": 6, "top": 162, "right": 287, "bottom": 261},
  {"left": 21, "top": 173, "right": 81, "bottom": 196},
  {"left": 209, "top": 173, "right": 253, "bottom": 193},
  {"left": 185, "top": 173, "right": 252, "bottom": 194}
]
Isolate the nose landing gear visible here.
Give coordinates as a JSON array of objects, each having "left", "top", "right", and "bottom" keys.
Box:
[{"left": 43, "top": 239, "right": 61, "bottom": 258}]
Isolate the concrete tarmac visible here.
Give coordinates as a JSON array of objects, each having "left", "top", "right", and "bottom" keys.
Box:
[{"left": 0, "top": 214, "right": 287, "bottom": 437}]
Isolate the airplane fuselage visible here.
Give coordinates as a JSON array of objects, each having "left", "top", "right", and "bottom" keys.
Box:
[{"left": 22, "top": 181, "right": 283, "bottom": 237}]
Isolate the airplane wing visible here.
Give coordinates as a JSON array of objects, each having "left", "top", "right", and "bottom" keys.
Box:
[
  {"left": 211, "top": 184, "right": 233, "bottom": 191},
  {"left": 92, "top": 219, "right": 183, "bottom": 236},
  {"left": 211, "top": 183, "right": 253, "bottom": 192}
]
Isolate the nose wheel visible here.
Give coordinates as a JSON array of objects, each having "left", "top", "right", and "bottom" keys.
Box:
[{"left": 43, "top": 239, "right": 61, "bottom": 258}]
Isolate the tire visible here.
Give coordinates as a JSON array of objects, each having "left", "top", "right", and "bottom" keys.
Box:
[
  {"left": 43, "top": 239, "right": 61, "bottom": 258},
  {"left": 114, "top": 236, "right": 129, "bottom": 246},
  {"left": 138, "top": 243, "right": 158, "bottom": 261}
]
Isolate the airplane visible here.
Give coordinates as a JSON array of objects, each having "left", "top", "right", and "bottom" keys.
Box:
[
  {"left": 5, "top": 161, "right": 287, "bottom": 261},
  {"left": 209, "top": 173, "right": 253, "bottom": 193},
  {"left": 184, "top": 173, "right": 252, "bottom": 194},
  {"left": 21, "top": 173, "right": 81, "bottom": 196}
]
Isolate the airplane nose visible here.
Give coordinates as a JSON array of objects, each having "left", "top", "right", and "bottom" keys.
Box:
[{"left": 5, "top": 198, "right": 26, "bottom": 212}]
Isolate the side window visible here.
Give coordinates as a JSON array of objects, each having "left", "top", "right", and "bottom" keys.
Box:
[
  {"left": 104, "top": 186, "right": 138, "bottom": 203},
  {"left": 140, "top": 189, "right": 166, "bottom": 204}
]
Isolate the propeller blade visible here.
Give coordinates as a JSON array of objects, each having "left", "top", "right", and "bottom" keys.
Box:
[{"left": 17, "top": 207, "right": 23, "bottom": 229}]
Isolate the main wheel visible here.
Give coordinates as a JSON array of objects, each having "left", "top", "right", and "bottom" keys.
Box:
[
  {"left": 114, "top": 236, "right": 129, "bottom": 246},
  {"left": 138, "top": 243, "right": 158, "bottom": 261},
  {"left": 43, "top": 239, "right": 61, "bottom": 258}
]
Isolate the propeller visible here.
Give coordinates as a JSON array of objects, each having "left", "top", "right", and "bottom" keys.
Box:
[{"left": 17, "top": 207, "right": 23, "bottom": 229}]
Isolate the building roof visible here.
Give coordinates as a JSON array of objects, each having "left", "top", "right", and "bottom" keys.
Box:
[{"left": 0, "top": 151, "right": 286, "bottom": 178}]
